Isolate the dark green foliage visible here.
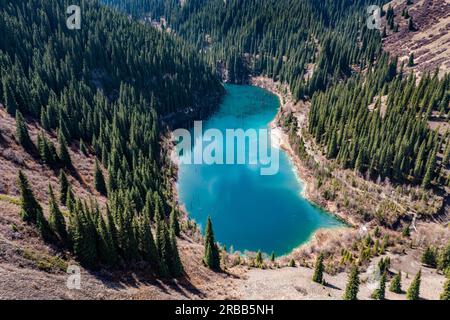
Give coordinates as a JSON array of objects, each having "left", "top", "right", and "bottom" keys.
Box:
[
  {"left": 421, "top": 246, "right": 437, "bottom": 268},
  {"left": 48, "top": 184, "right": 68, "bottom": 244},
  {"left": 58, "top": 131, "right": 72, "bottom": 168},
  {"left": 441, "top": 278, "right": 450, "bottom": 300},
  {"left": 97, "top": 216, "right": 118, "bottom": 267},
  {"left": 104, "top": 0, "right": 383, "bottom": 99},
  {"left": 155, "top": 215, "right": 172, "bottom": 277},
  {"left": 270, "top": 252, "right": 275, "bottom": 262},
  {"left": 203, "top": 216, "right": 220, "bottom": 271},
  {"left": 36, "top": 207, "right": 54, "bottom": 243},
  {"left": 70, "top": 201, "right": 99, "bottom": 268},
  {"left": 38, "top": 132, "right": 58, "bottom": 166},
  {"left": 170, "top": 208, "right": 180, "bottom": 237},
  {"left": 389, "top": 271, "right": 402, "bottom": 293},
  {"left": 288, "top": 259, "right": 296, "bottom": 267},
  {"left": 408, "top": 53, "right": 414, "bottom": 67},
  {"left": 255, "top": 250, "right": 263, "bottom": 267},
  {"left": 312, "top": 253, "right": 325, "bottom": 284},
  {"left": 15, "top": 111, "right": 33, "bottom": 151},
  {"left": 378, "top": 257, "right": 391, "bottom": 274},
  {"left": 59, "top": 170, "right": 69, "bottom": 206},
  {"left": 438, "top": 241, "right": 450, "bottom": 271},
  {"left": 371, "top": 272, "right": 387, "bottom": 300},
  {"left": 406, "top": 270, "right": 421, "bottom": 300},
  {"left": 308, "top": 60, "right": 449, "bottom": 186},
  {"left": 17, "top": 171, "right": 41, "bottom": 224},
  {"left": 137, "top": 213, "right": 159, "bottom": 267},
  {"left": 169, "top": 229, "right": 184, "bottom": 277},
  {"left": 402, "top": 225, "right": 411, "bottom": 237},
  {"left": 94, "top": 160, "right": 107, "bottom": 196},
  {"left": 343, "top": 265, "right": 360, "bottom": 300}
]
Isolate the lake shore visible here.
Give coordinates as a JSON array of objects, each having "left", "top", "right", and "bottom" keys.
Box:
[{"left": 249, "top": 76, "right": 357, "bottom": 227}]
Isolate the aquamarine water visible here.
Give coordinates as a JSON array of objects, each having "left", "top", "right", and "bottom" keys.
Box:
[{"left": 176, "top": 84, "right": 343, "bottom": 256}]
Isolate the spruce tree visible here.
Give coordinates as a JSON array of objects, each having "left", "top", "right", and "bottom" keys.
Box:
[
  {"left": 15, "top": 111, "right": 33, "bottom": 151},
  {"left": 97, "top": 216, "right": 118, "bottom": 267},
  {"left": 138, "top": 213, "right": 159, "bottom": 267},
  {"left": 94, "top": 160, "right": 107, "bottom": 196},
  {"left": 169, "top": 229, "right": 184, "bottom": 277},
  {"left": 203, "top": 216, "right": 220, "bottom": 270},
  {"left": 36, "top": 207, "right": 54, "bottom": 243},
  {"left": 371, "top": 272, "right": 387, "bottom": 300},
  {"left": 48, "top": 184, "right": 68, "bottom": 244},
  {"left": 438, "top": 241, "right": 450, "bottom": 271},
  {"left": 58, "top": 130, "right": 72, "bottom": 168},
  {"left": 440, "top": 278, "right": 450, "bottom": 300},
  {"left": 312, "top": 253, "right": 325, "bottom": 284},
  {"left": 389, "top": 271, "right": 402, "bottom": 293},
  {"left": 343, "top": 265, "right": 360, "bottom": 300},
  {"left": 170, "top": 208, "right": 180, "bottom": 237},
  {"left": 270, "top": 251, "right": 275, "bottom": 262},
  {"left": 255, "top": 250, "right": 263, "bottom": 267},
  {"left": 155, "top": 216, "right": 171, "bottom": 277},
  {"left": 59, "top": 170, "right": 69, "bottom": 205},
  {"left": 17, "top": 171, "right": 41, "bottom": 224},
  {"left": 406, "top": 270, "right": 421, "bottom": 300},
  {"left": 421, "top": 246, "right": 437, "bottom": 268},
  {"left": 408, "top": 53, "right": 415, "bottom": 67}
]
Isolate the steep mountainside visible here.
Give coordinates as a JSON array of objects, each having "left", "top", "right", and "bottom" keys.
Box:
[{"left": 383, "top": 0, "right": 450, "bottom": 77}]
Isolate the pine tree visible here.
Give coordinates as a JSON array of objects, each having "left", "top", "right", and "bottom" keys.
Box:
[
  {"left": 312, "top": 253, "right": 325, "bottom": 284},
  {"left": 97, "top": 216, "right": 118, "bottom": 267},
  {"left": 343, "top": 265, "right": 360, "bottom": 300},
  {"left": 155, "top": 216, "right": 171, "bottom": 277},
  {"left": 288, "top": 259, "right": 296, "bottom": 267},
  {"left": 421, "top": 246, "right": 437, "bottom": 268},
  {"left": 138, "top": 213, "right": 158, "bottom": 267},
  {"left": 169, "top": 229, "right": 184, "bottom": 277},
  {"left": 440, "top": 278, "right": 450, "bottom": 300},
  {"left": 408, "top": 18, "right": 415, "bottom": 31},
  {"left": 58, "top": 130, "right": 72, "bottom": 168},
  {"left": 59, "top": 170, "right": 69, "bottom": 205},
  {"left": 270, "top": 251, "right": 275, "bottom": 262},
  {"left": 406, "top": 270, "right": 421, "bottom": 300},
  {"left": 15, "top": 111, "right": 33, "bottom": 151},
  {"left": 17, "top": 171, "right": 41, "bottom": 223},
  {"left": 371, "top": 272, "right": 387, "bottom": 300},
  {"left": 48, "top": 184, "right": 68, "bottom": 244},
  {"left": 36, "top": 207, "right": 54, "bottom": 243},
  {"left": 203, "top": 216, "right": 220, "bottom": 270},
  {"left": 255, "top": 250, "right": 263, "bottom": 267},
  {"left": 94, "top": 160, "right": 107, "bottom": 196},
  {"left": 170, "top": 208, "right": 180, "bottom": 237},
  {"left": 438, "top": 241, "right": 450, "bottom": 271},
  {"left": 389, "top": 271, "right": 402, "bottom": 293},
  {"left": 408, "top": 53, "right": 415, "bottom": 67}
]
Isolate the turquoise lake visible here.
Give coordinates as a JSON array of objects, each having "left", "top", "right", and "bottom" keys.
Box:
[{"left": 176, "top": 84, "right": 343, "bottom": 256}]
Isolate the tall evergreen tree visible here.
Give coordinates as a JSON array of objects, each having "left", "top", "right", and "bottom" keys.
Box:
[
  {"left": 389, "top": 271, "right": 402, "bottom": 293},
  {"left": 58, "top": 130, "right": 72, "bottom": 168},
  {"left": 169, "top": 229, "right": 184, "bottom": 277},
  {"left": 343, "top": 265, "right": 360, "bottom": 300},
  {"left": 371, "top": 272, "right": 387, "bottom": 300},
  {"left": 312, "top": 253, "right": 325, "bottom": 284},
  {"left": 440, "top": 278, "right": 450, "bottom": 300},
  {"left": 406, "top": 270, "right": 421, "bottom": 300},
  {"left": 59, "top": 170, "right": 69, "bottom": 205},
  {"left": 170, "top": 208, "right": 180, "bottom": 237},
  {"left": 48, "top": 184, "right": 68, "bottom": 244},
  {"left": 17, "top": 171, "right": 41, "bottom": 224},
  {"left": 15, "top": 111, "right": 33, "bottom": 151},
  {"left": 203, "top": 216, "right": 220, "bottom": 271},
  {"left": 138, "top": 213, "right": 159, "bottom": 267},
  {"left": 94, "top": 160, "right": 107, "bottom": 196},
  {"left": 97, "top": 216, "right": 118, "bottom": 267}
]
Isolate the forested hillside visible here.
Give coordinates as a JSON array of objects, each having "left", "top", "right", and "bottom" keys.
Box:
[
  {"left": 0, "top": 0, "right": 223, "bottom": 275},
  {"left": 104, "top": 0, "right": 386, "bottom": 98}
]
